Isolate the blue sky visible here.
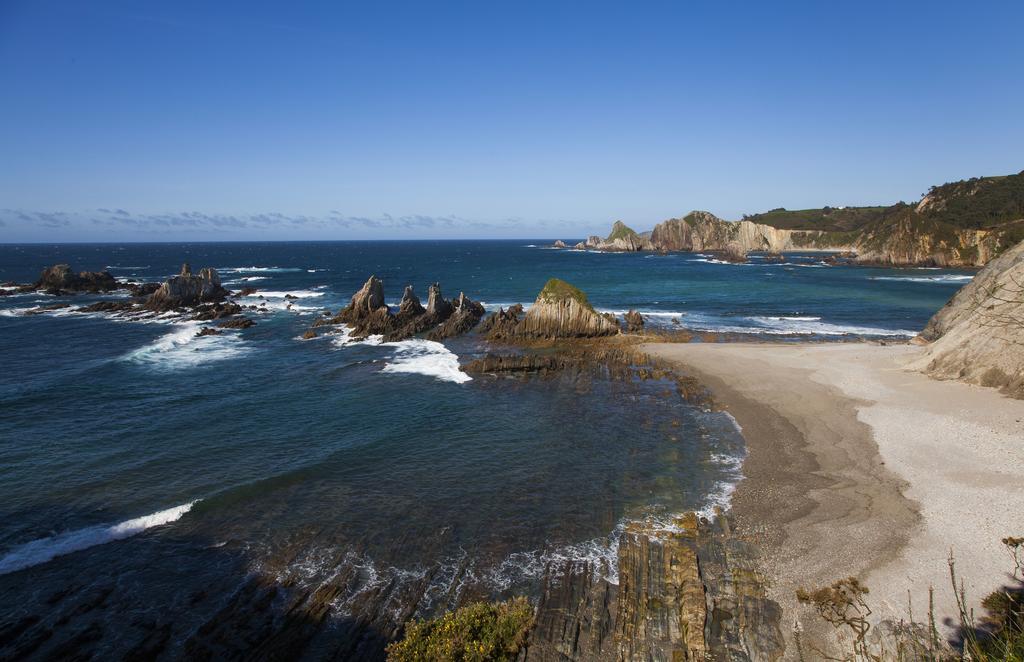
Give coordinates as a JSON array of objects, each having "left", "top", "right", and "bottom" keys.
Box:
[{"left": 1, "top": 0, "right": 1022, "bottom": 242}]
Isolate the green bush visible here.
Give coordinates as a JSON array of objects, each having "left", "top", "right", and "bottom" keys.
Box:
[{"left": 386, "top": 597, "right": 535, "bottom": 661}]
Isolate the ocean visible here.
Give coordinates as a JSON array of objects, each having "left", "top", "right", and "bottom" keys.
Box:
[{"left": 0, "top": 241, "right": 971, "bottom": 658}]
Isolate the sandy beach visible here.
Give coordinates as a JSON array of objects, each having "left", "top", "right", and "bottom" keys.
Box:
[{"left": 644, "top": 341, "right": 1024, "bottom": 650}]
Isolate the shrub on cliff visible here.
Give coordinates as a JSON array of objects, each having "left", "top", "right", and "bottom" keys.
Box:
[{"left": 386, "top": 597, "right": 534, "bottom": 661}]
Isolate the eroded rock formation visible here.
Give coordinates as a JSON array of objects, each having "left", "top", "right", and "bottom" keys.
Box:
[
  {"left": 510, "top": 278, "right": 619, "bottom": 338},
  {"left": 146, "top": 264, "right": 229, "bottom": 311},
  {"left": 35, "top": 264, "right": 120, "bottom": 294},
  {"left": 910, "top": 238, "right": 1024, "bottom": 397},
  {"left": 314, "top": 277, "right": 485, "bottom": 342},
  {"left": 477, "top": 303, "right": 524, "bottom": 339},
  {"left": 624, "top": 309, "right": 644, "bottom": 333}
]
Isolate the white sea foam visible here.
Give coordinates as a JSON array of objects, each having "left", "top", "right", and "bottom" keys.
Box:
[
  {"left": 741, "top": 316, "right": 916, "bottom": 337},
  {"left": 0, "top": 501, "right": 198, "bottom": 575},
  {"left": 871, "top": 274, "right": 974, "bottom": 283},
  {"left": 242, "top": 290, "right": 324, "bottom": 299},
  {"left": 380, "top": 339, "right": 471, "bottom": 383},
  {"left": 121, "top": 322, "right": 249, "bottom": 369},
  {"left": 104, "top": 265, "right": 150, "bottom": 270},
  {"left": 218, "top": 266, "right": 305, "bottom": 273}
]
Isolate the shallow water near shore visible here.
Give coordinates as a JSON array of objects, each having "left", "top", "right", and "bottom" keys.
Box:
[{"left": 0, "top": 241, "right": 971, "bottom": 657}]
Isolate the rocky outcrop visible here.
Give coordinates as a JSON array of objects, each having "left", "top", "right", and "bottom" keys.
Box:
[
  {"left": 510, "top": 278, "right": 619, "bottom": 338},
  {"left": 34, "top": 264, "right": 120, "bottom": 294},
  {"left": 552, "top": 239, "right": 566, "bottom": 248},
  {"left": 624, "top": 309, "right": 644, "bottom": 333},
  {"left": 910, "top": 238, "right": 1024, "bottom": 397},
  {"left": 316, "top": 277, "right": 484, "bottom": 342},
  {"left": 146, "top": 264, "right": 229, "bottom": 311},
  {"left": 426, "top": 292, "right": 485, "bottom": 341},
  {"left": 477, "top": 304, "right": 524, "bottom": 339},
  {"left": 524, "top": 512, "right": 784, "bottom": 661}
]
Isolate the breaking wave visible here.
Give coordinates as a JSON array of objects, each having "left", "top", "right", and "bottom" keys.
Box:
[
  {"left": 0, "top": 501, "right": 198, "bottom": 575},
  {"left": 120, "top": 322, "right": 250, "bottom": 369},
  {"left": 380, "top": 339, "right": 470, "bottom": 384},
  {"left": 871, "top": 274, "right": 974, "bottom": 283}
]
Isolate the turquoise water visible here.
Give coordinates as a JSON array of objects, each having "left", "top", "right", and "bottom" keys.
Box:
[{"left": 0, "top": 241, "right": 971, "bottom": 658}]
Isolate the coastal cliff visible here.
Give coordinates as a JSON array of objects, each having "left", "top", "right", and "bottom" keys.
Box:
[
  {"left": 571, "top": 169, "right": 1024, "bottom": 266},
  {"left": 911, "top": 238, "right": 1024, "bottom": 398}
]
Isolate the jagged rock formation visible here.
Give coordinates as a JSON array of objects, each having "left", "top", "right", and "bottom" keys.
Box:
[
  {"left": 426, "top": 292, "right": 485, "bottom": 341},
  {"left": 477, "top": 304, "right": 524, "bottom": 339},
  {"left": 146, "top": 264, "right": 229, "bottom": 311},
  {"left": 34, "top": 264, "right": 120, "bottom": 294},
  {"left": 314, "top": 277, "right": 485, "bottom": 342},
  {"left": 582, "top": 169, "right": 1024, "bottom": 266},
  {"left": 910, "top": 238, "right": 1024, "bottom": 397},
  {"left": 552, "top": 239, "right": 566, "bottom": 248},
  {"left": 510, "top": 278, "right": 619, "bottom": 338},
  {"left": 624, "top": 309, "right": 644, "bottom": 333}
]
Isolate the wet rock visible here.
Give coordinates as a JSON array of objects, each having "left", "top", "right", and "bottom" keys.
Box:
[
  {"left": 302, "top": 330, "right": 317, "bottom": 340},
  {"left": 764, "top": 252, "right": 786, "bottom": 264},
  {"left": 24, "top": 303, "right": 71, "bottom": 315},
  {"left": 193, "top": 302, "right": 242, "bottom": 321},
  {"left": 217, "top": 317, "right": 255, "bottom": 329},
  {"left": 126, "top": 281, "right": 161, "bottom": 297},
  {"left": 624, "top": 309, "right": 644, "bottom": 333},
  {"left": 196, "top": 327, "right": 222, "bottom": 337},
  {"left": 511, "top": 278, "right": 619, "bottom": 338},
  {"left": 146, "top": 264, "right": 229, "bottom": 311},
  {"left": 34, "top": 264, "right": 120, "bottom": 294},
  {"left": 711, "top": 242, "right": 749, "bottom": 264},
  {"left": 236, "top": 287, "right": 258, "bottom": 297}
]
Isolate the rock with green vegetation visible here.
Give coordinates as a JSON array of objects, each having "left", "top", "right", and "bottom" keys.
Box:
[
  {"left": 910, "top": 238, "right": 1024, "bottom": 398},
  {"left": 385, "top": 597, "right": 534, "bottom": 662},
  {"left": 585, "top": 169, "right": 1024, "bottom": 266},
  {"left": 511, "top": 278, "right": 619, "bottom": 338}
]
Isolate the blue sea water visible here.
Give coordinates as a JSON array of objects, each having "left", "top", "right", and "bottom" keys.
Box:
[{"left": 0, "top": 241, "right": 972, "bottom": 657}]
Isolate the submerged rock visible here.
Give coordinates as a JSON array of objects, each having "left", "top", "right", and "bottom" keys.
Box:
[
  {"left": 511, "top": 278, "right": 619, "bottom": 338},
  {"left": 910, "top": 238, "right": 1024, "bottom": 397},
  {"left": 35, "top": 264, "right": 120, "bottom": 294},
  {"left": 217, "top": 317, "right": 255, "bottom": 329},
  {"left": 146, "top": 264, "right": 228, "bottom": 311}
]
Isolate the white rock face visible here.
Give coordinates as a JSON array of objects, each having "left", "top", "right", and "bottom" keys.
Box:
[{"left": 910, "top": 239, "right": 1024, "bottom": 398}]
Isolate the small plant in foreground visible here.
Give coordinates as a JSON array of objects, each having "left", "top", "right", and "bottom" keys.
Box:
[
  {"left": 386, "top": 597, "right": 534, "bottom": 662},
  {"left": 796, "top": 536, "right": 1024, "bottom": 661}
]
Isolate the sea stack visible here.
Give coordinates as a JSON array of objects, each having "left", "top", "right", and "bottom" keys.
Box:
[
  {"left": 511, "top": 278, "right": 619, "bottom": 338},
  {"left": 146, "top": 264, "right": 228, "bottom": 310},
  {"left": 910, "top": 238, "right": 1024, "bottom": 398}
]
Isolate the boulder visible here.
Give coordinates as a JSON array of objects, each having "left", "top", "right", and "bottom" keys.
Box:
[
  {"left": 35, "top": 264, "right": 120, "bottom": 294},
  {"left": 511, "top": 278, "right": 619, "bottom": 338},
  {"left": 146, "top": 264, "right": 228, "bottom": 311},
  {"left": 196, "top": 327, "right": 222, "bottom": 337},
  {"left": 909, "top": 238, "right": 1024, "bottom": 397},
  {"left": 553, "top": 240, "right": 567, "bottom": 248},
  {"left": 302, "top": 330, "right": 317, "bottom": 340}
]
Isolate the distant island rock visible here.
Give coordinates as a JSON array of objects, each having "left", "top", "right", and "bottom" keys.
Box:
[
  {"left": 35, "top": 264, "right": 120, "bottom": 294},
  {"left": 911, "top": 238, "right": 1024, "bottom": 398}
]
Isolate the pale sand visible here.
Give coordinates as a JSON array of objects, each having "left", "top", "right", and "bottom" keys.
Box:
[{"left": 644, "top": 342, "right": 1024, "bottom": 644}]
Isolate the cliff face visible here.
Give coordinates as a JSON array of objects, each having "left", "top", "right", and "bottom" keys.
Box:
[
  {"left": 909, "top": 239, "right": 1024, "bottom": 398},
  {"left": 512, "top": 278, "right": 619, "bottom": 338},
  {"left": 571, "top": 170, "right": 1024, "bottom": 266}
]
